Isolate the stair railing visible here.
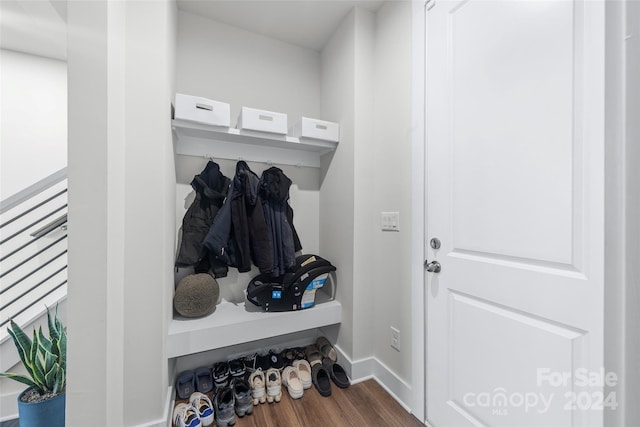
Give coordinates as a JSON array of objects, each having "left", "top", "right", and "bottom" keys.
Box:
[{"left": 0, "top": 168, "right": 68, "bottom": 335}]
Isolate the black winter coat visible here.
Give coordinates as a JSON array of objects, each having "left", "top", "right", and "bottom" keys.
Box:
[
  {"left": 202, "top": 183, "right": 238, "bottom": 269},
  {"left": 260, "top": 167, "right": 302, "bottom": 276},
  {"left": 175, "top": 161, "right": 230, "bottom": 276},
  {"left": 231, "top": 161, "right": 272, "bottom": 273}
]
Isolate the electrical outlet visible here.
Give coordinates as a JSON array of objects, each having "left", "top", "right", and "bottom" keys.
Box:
[{"left": 390, "top": 326, "right": 400, "bottom": 352}]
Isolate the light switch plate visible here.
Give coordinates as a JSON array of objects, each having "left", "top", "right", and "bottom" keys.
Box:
[{"left": 381, "top": 212, "right": 400, "bottom": 231}]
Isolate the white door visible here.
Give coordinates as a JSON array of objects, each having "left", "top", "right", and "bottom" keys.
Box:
[{"left": 425, "top": 1, "right": 608, "bottom": 426}]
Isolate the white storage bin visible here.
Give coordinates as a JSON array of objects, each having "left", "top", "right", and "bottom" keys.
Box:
[
  {"left": 174, "top": 93, "right": 230, "bottom": 127},
  {"left": 236, "top": 107, "right": 288, "bottom": 135},
  {"left": 293, "top": 117, "right": 340, "bottom": 142}
]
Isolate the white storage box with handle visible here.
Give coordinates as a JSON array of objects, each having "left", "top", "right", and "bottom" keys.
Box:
[
  {"left": 236, "top": 107, "right": 288, "bottom": 135},
  {"left": 174, "top": 93, "right": 230, "bottom": 127},
  {"left": 293, "top": 117, "right": 340, "bottom": 142}
]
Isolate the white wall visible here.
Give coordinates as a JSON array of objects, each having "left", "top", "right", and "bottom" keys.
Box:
[
  {"left": 0, "top": 49, "right": 67, "bottom": 201},
  {"left": 604, "top": 2, "right": 627, "bottom": 426},
  {"left": 319, "top": 5, "right": 415, "bottom": 401},
  {"left": 319, "top": 8, "right": 357, "bottom": 359},
  {"left": 66, "top": 1, "right": 176, "bottom": 425},
  {"left": 603, "top": 2, "right": 640, "bottom": 426},
  {"left": 352, "top": 6, "right": 376, "bottom": 364},
  {"left": 176, "top": 11, "right": 321, "bottom": 127},
  {"left": 370, "top": 0, "right": 413, "bottom": 384},
  {"left": 624, "top": 0, "right": 640, "bottom": 425}
]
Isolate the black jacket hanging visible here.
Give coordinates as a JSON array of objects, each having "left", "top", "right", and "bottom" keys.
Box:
[
  {"left": 260, "top": 167, "right": 302, "bottom": 277},
  {"left": 231, "top": 161, "right": 272, "bottom": 273},
  {"left": 202, "top": 161, "right": 274, "bottom": 274},
  {"left": 175, "top": 161, "right": 230, "bottom": 276},
  {"left": 202, "top": 163, "right": 303, "bottom": 277}
]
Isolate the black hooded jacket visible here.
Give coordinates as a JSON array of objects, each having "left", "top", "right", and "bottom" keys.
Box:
[
  {"left": 231, "top": 161, "right": 272, "bottom": 273},
  {"left": 260, "top": 167, "right": 302, "bottom": 276},
  {"left": 175, "top": 161, "right": 230, "bottom": 276}
]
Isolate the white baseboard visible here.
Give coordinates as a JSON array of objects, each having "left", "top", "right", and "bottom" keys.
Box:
[
  {"left": 335, "top": 345, "right": 414, "bottom": 414},
  {"left": 0, "top": 391, "right": 19, "bottom": 422},
  {"left": 2, "top": 386, "right": 173, "bottom": 426},
  {"left": 134, "top": 385, "right": 174, "bottom": 427}
]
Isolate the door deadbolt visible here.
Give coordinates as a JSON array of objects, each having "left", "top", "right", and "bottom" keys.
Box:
[
  {"left": 430, "top": 238, "right": 441, "bottom": 250},
  {"left": 424, "top": 260, "right": 441, "bottom": 273}
]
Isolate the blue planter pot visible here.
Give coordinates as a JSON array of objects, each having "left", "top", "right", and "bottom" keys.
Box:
[{"left": 17, "top": 388, "right": 65, "bottom": 427}]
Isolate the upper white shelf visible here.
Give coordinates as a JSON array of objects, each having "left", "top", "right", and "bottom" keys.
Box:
[
  {"left": 172, "top": 119, "right": 338, "bottom": 168},
  {"left": 167, "top": 294, "right": 342, "bottom": 358}
]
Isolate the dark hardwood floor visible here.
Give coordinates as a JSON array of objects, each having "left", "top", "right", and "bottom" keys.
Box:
[
  {"left": 218, "top": 379, "right": 423, "bottom": 427},
  {"left": 3, "top": 379, "right": 423, "bottom": 427}
]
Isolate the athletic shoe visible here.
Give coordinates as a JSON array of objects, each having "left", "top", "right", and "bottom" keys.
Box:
[
  {"left": 189, "top": 392, "right": 214, "bottom": 427},
  {"left": 249, "top": 368, "right": 266, "bottom": 405},
  {"left": 268, "top": 350, "right": 284, "bottom": 371},
  {"left": 213, "top": 361, "right": 230, "bottom": 389},
  {"left": 231, "top": 378, "right": 253, "bottom": 417},
  {"left": 255, "top": 353, "right": 271, "bottom": 371},
  {"left": 172, "top": 402, "right": 201, "bottom": 427},
  {"left": 243, "top": 353, "right": 257, "bottom": 373},
  {"left": 229, "top": 358, "right": 246, "bottom": 379},
  {"left": 265, "top": 368, "right": 282, "bottom": 403},
  {"left": 214, "top": 386, "right": 236, "bottom": 427}
]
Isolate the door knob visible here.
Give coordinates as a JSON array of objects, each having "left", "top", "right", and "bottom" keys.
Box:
[{"left": 424, "top": 260, "right": 441, "bottom": 273}]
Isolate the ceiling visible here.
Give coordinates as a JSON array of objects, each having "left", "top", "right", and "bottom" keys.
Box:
[
  {"left": 0, "top": 0, "right": 384, "bottom": 62},
  {"left": 176, "top": 0, "right": 384, "bottom": 51},
  {"left": 0, "top": 0, "right": 67, "bottom": 60}
]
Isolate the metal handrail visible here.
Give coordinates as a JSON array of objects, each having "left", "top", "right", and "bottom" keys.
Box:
[
  {"left": 29, "top": 213, "right": 67, "bottom": 238},
  {"left": 0, "top": 168, "right": 67, "bottom": 215},
  {"left": 0, "top": 169, "right": 69, "bottom": 336},
  {"left": 0, "top": 189, "right": 67, "bottom": 230}
]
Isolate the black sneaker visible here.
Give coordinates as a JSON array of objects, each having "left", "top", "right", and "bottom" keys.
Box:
[
  {"left": 229, "top": 358, "right": 246, "bottom": 380},
  {"left": 255, "top": 353, "right": 271, "bottom": 372},
  {"left": 213, "top": 361, "right": 230, "bottom": 389},
  {"left": 269, "top": 350, "right": 284, "bottom": 371},
  {"left": 214, "top": 386, "right": 236, "bottom": 427},
  {"left": 243, "top": 353, "right": 257, "bottom": 373},
  {"left": 231, "top": 377, "right": 253, "bottom": 417},
  {"left": 281, "top": 348, "right": 296, "bottom": 367}
]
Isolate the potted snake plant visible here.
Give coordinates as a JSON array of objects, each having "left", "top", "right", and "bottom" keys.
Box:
[{"left": 0, "top": 305, "right": 66, "bottom": 427}]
